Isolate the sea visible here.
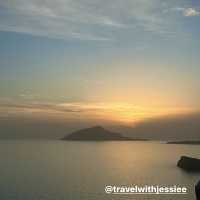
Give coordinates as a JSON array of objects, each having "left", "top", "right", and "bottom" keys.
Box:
[{"left": 0, "top": 140, "right": 199, "bottom": 200}]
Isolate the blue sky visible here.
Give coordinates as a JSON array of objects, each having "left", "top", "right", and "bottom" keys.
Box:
[{"left": 0, "top": 0, "right": 200, "bottom": 124}]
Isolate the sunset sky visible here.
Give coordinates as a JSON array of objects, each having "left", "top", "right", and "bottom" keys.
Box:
[{"left": 0, "top": 0, "right": 200, "bottom": 125}]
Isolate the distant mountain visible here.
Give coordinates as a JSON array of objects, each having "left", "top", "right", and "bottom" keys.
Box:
[{"left": 62, "top": 126, "right": 146, "bottom": 141}]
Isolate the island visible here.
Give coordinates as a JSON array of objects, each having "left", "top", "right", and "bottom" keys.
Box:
[
  {"left": 62, "top": 126, "right": 147, "bottom": 141},
  {"left": 167, "top": 140, "right": 200, "bottom": 145},
  {"left": 177, "top": 156, "right": 200, "bottom": 172}
]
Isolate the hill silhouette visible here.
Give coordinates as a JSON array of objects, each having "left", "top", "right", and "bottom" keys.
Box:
[{"left": 62, "top": 126, "right": 141, "bottom": 141}]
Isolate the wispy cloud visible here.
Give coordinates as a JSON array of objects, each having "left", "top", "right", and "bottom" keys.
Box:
[
  {"left": 0, "top": 102, "right": 82, "bottom": 114},
  {"left": 0, "top": 0, "right": 187, "bottom": 41},
  {"left": 0, "top": 0, "right": 199, "bottom": 42},
  {"left": 0, "top": 0, "right": 131, "bottom": 41}
]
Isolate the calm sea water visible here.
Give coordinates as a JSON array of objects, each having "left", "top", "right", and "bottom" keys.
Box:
[{"left": 0, "top": 141, "right": 199, "bottom": 200}]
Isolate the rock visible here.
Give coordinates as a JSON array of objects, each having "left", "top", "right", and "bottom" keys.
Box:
[
  {"left": 195, "top": 180, "right": 200, "bottom": 200},
  {"left": 177, "top": 156, "right": 200, "bottom": 172}
]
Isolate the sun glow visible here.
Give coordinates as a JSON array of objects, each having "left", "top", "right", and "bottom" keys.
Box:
[
  {"left": 59, "top": 102, "right": 195, "bottom": 124},
  {"left": 0, "top": 101, "right": 196, "bottom": 125}
]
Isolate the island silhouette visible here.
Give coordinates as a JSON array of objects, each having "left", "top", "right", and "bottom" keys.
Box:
[
  {"left": 62, "top": 126, "right": 147, "bottom": 141},
  {"left": 167, "top": 140, "right": 200, "bottom": 145}
]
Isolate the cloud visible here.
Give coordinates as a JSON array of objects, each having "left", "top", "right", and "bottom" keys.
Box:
[
  {"left": 183, "top": 8, "right": 200, "bottom": 17},
  {"left": 0, "top": 1, "right": 199, "bottom": 49},
  {"left": 0, "top": 0, "right": 183, "bottom": 41},
  {"left": 0, "top": 101, "right": 199, "bottom": 139},
  {"left": 0, "top": 102, "right": 82, "bottom": 116},
  {"left": 0, "top": 100, "right": 196, "bottom": 125},
  {"left": 170, "top": 7, "right": 200, "bottom": 17},
  {"left": 128, "top": 112, "right": 200, "bottom": 140},
  {"left": 0, "top": 0, "right": 130, "bottom": 41}
]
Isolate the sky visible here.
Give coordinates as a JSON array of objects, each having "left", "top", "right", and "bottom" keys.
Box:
[{"left": 0, "top": 0, "right": 200, "bottom": 126}]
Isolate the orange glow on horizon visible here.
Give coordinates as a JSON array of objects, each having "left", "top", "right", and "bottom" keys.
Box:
[
  {"left": 59, "top": 102, "right": 196, "bottom": 124},
  {"left": 0, "top": 101, "right": 197, "bottom": 125}
]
